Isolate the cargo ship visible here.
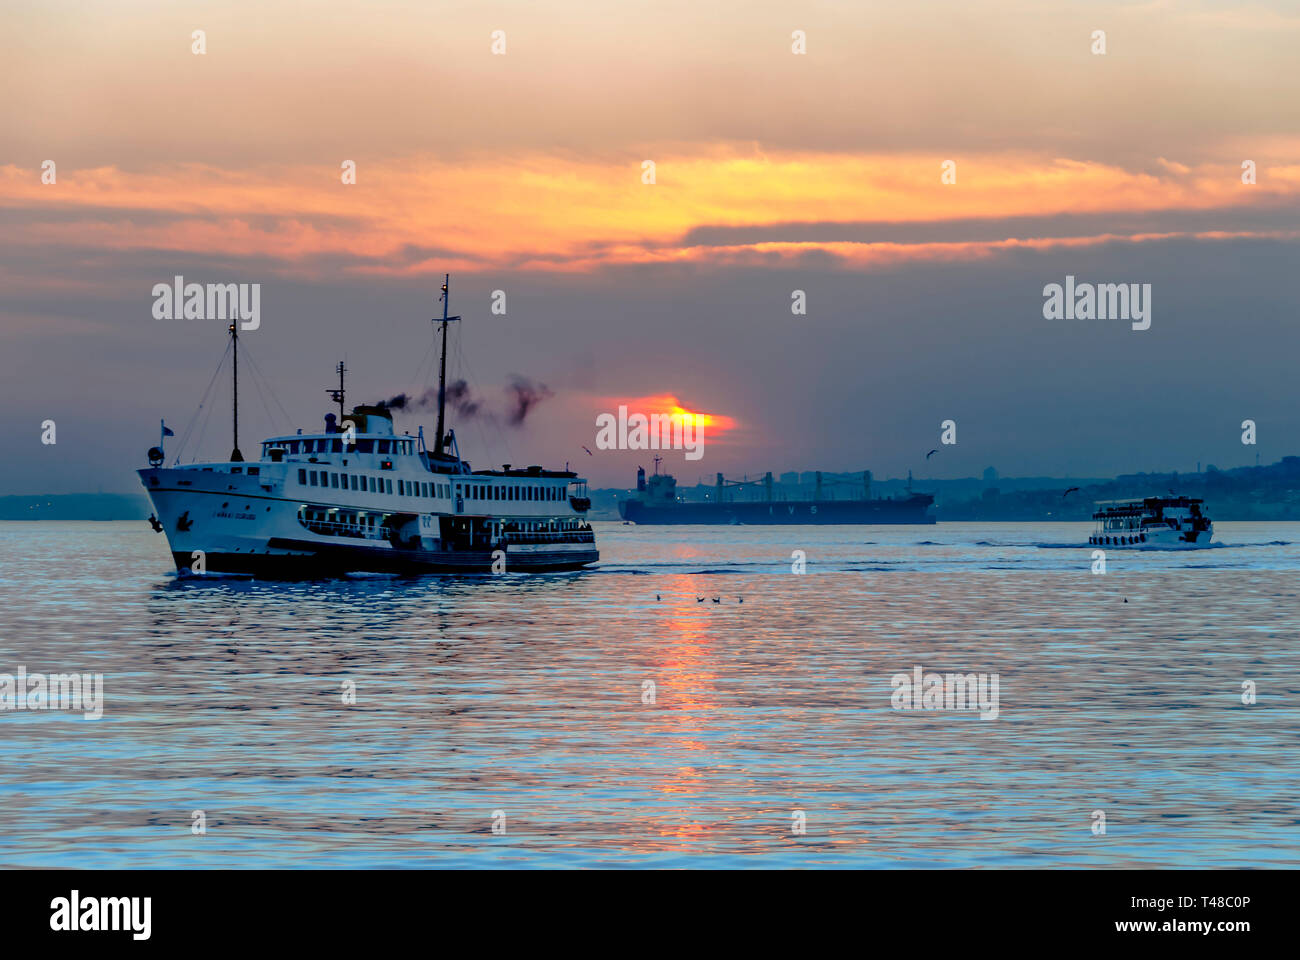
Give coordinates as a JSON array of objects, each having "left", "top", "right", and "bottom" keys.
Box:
[{"left": 618, "top": 459, "right": 935, "bottom": 525}]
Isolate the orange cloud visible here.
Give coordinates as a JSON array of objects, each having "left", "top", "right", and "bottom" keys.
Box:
[{"left": 3, "top": 147, "right": 1299, "bottom": 287}]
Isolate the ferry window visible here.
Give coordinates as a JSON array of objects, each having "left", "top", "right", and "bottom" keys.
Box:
[
  {"left": 248, "top": 467, "right": 259, "bottom": 476},
  {"left": 385, "top": 479, "right": 392, "bottom": 494},
  {"left": 331, "top": 474, "right": 340, "bottom": 488},
  {"left": 332, "top": 440, "right": 343, "bottom": 453},
  {"left": 378, "top": 440, "right": 390, "bottom": 454},
  {"left": 310, "top": 472, "right": 318, "bottom": 486},
  {"left": 398, "top": 479, "right": 404, "bottom": 495},
  {"left": 231, "top": 467, "right": 242, "bottom": 474},
  {"left": 357, "top": 440, "right": 374, "bottom": 453},
  {"left": 298, "top": 469, "right": 307, "bottom": 484}
]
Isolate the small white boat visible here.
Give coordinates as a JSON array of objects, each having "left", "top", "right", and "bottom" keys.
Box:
[{"left": 1088, "top": 497, "right": 1213, "bottom": 548}]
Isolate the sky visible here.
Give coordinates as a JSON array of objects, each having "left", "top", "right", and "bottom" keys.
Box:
[{"left": 3, "top": 0, "right": 1299, "bottom": 493}]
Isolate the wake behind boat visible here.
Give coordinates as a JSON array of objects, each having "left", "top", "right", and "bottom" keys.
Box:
[{"left": 138, "top": 276, "right": 597, "bottom": 576}]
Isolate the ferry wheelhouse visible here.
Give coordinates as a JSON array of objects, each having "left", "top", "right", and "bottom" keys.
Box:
[
  {"left": 1088, "top": 496, "right": 1213, "bottom": 549},
  {"left": 138, "top": 276, "right": 597, "bottom": 576}
]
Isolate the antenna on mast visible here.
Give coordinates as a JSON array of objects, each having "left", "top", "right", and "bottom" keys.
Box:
[
  {"left": 229, "top": 322, "right": 243, "bottom": 461},
  {"left": 434, "top": 274, "right": 461, "bottom": 453},
  {"left": 326, "top": 361, "right": 346, "bottom": 420}
]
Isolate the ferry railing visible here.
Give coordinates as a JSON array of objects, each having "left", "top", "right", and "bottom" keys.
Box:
[
  {"left": 498, "top": 531, "right": 596, "bottom": 545},
  {"left": 298, "top": 518, "right": 389, "bottom": 541}
]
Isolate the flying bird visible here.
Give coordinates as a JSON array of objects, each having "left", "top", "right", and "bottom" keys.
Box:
[
  {"left": 1063, "top": 487, "right": 1080, "bottom": 498},
  {"left": 696, "top": 597, "right": 705, "bottom": 603},
  {"left": 926, "top": 449, "right": 938, "bottom": 460},
  {"left": 581, "top": 446, "right": 593, "bottom": 456},
  {"left": 711, "top": 597, "right": 720, "bottom": 603}
]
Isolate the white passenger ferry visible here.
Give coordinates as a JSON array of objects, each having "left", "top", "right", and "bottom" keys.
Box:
[
  {"left": 139, "top": 276, "right": 597, "bottom": 576},
  {"left": 1088, "top": 496, "right": 1213, "bottom": 548}
]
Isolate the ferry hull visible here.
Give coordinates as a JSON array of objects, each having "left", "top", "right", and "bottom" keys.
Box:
[
  {"left": 168, "top": 545, "right": 598, "bottom": 576},
  {"left": 1089, "top": 525, "right": 1214, "bottom": 549},
  {"left": 140, "top": 468, "right": 597, "bottom": 577}
]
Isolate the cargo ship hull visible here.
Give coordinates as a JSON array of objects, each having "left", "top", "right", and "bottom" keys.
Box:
[{"left": 619, "top": 496, "right": 935, "bottom": 525}]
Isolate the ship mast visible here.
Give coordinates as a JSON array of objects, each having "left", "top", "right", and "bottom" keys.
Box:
[
  {"left": 434, "top": 274, "right": 461, "bottom": 452},
  {"left": 229, "top": 321, "right": 243, "bottom": 462},
  {"left": 326, "top": 361, "right": 346, "bottom": 420}
]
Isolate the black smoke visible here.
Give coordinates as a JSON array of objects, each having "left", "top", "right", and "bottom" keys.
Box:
[
  {"left": 380, "top": 376, "right": 549, "bottom": 426},
  {"left": 505, "top": 376, "right": 553, "bottom": 425},
  {"left": 445, "top": 380, "right": 481, "bottom": 418}
]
